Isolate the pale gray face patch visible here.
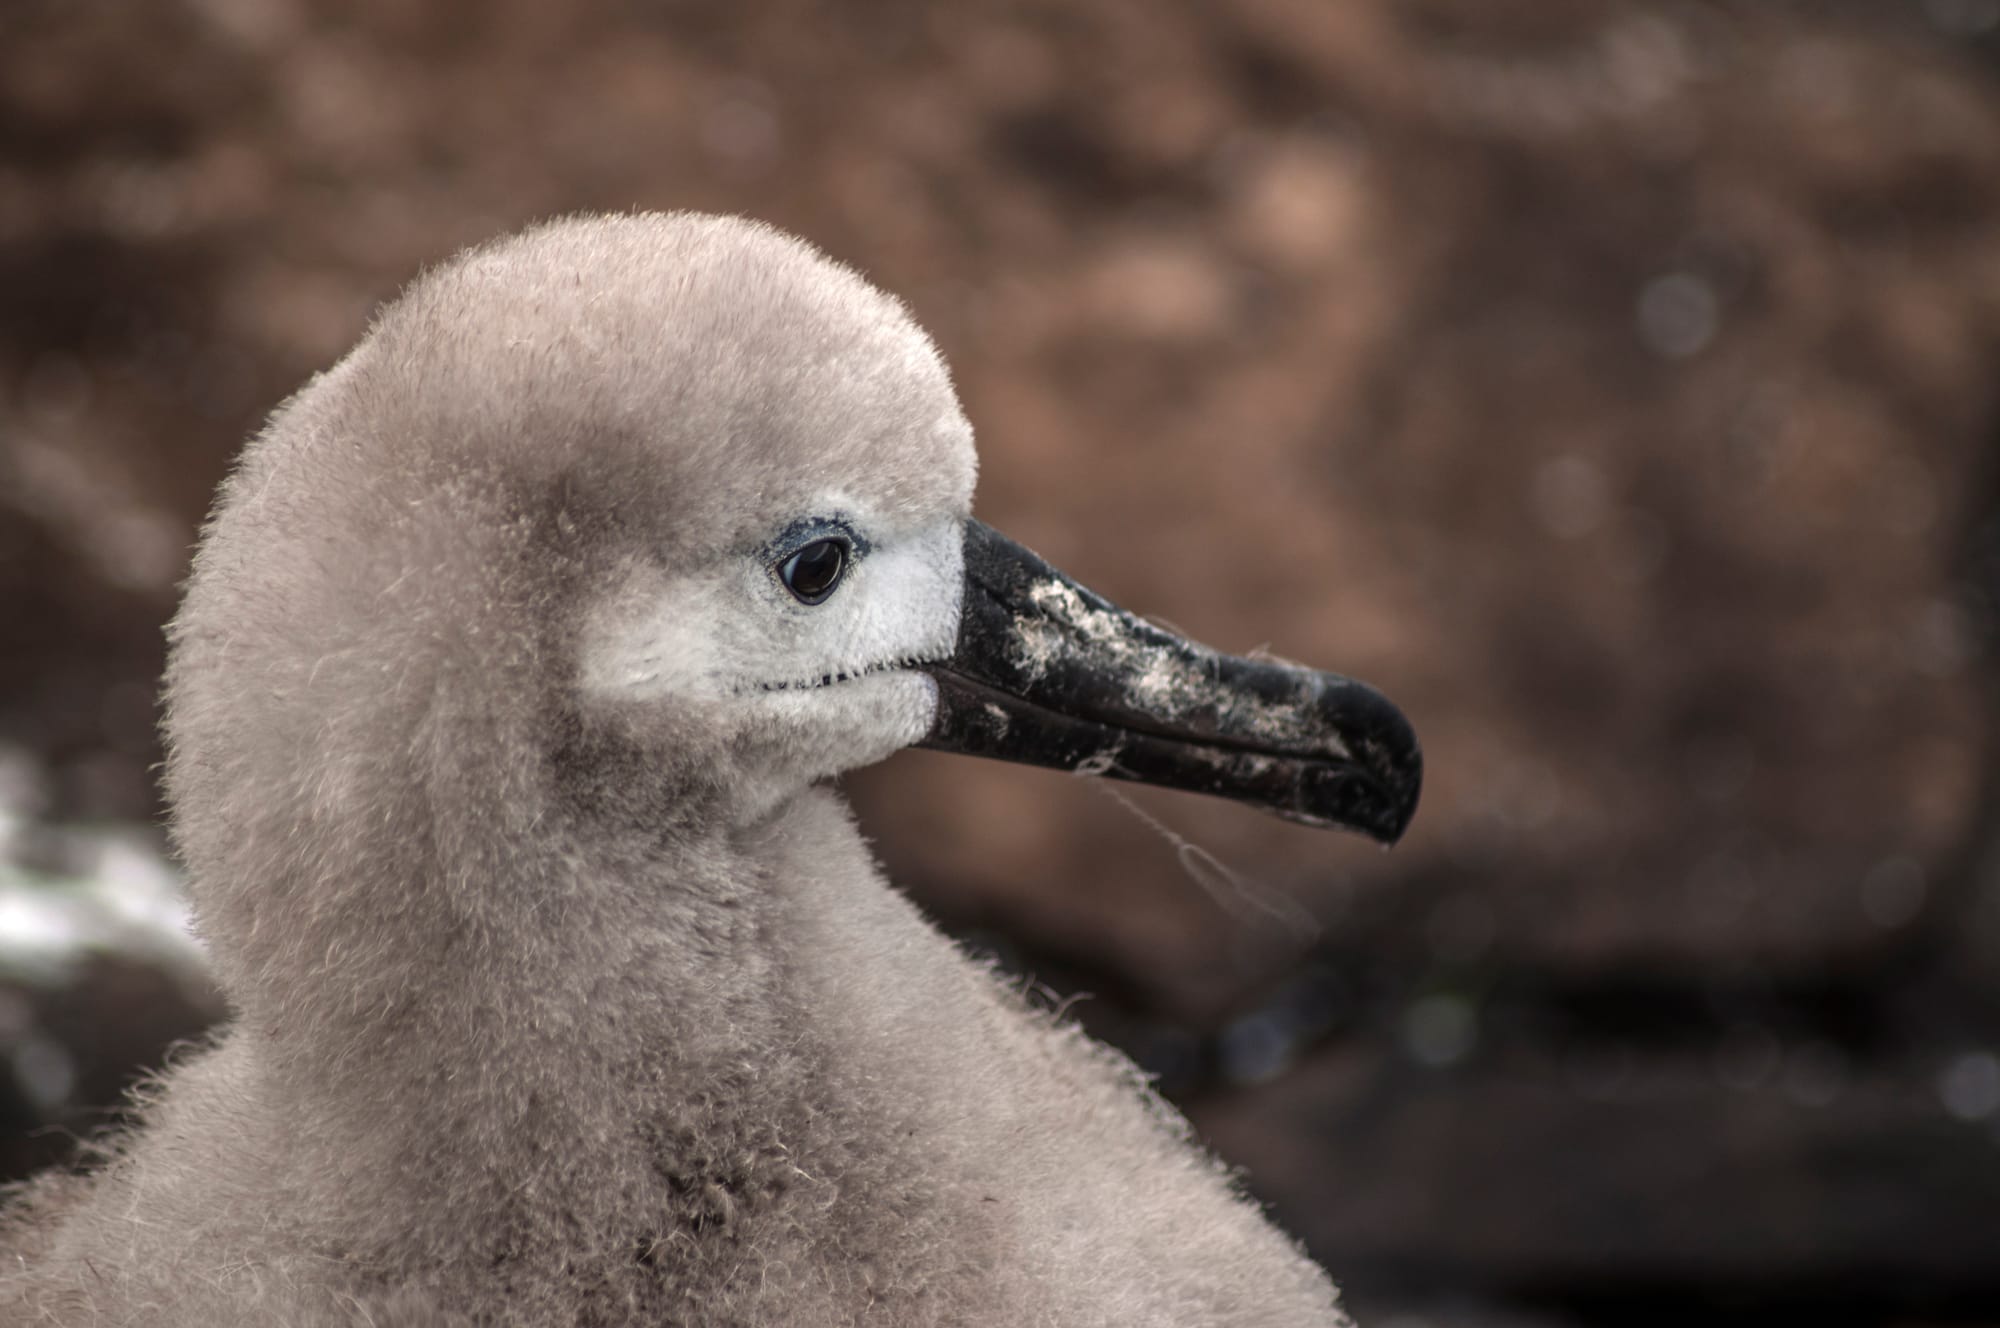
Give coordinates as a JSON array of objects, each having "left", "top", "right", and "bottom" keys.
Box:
[{"left": 579, "top": 510, "right": 964, "bottom": 802}]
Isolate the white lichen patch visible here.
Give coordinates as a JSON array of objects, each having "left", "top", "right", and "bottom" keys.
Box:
[{"left": 1021, "top": 577, "right": 1350, "bottom": 760}]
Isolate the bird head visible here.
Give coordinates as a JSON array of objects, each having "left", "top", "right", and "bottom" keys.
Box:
[{"left": 164, "top": 214, "right": 1418, "bottom": 1012}]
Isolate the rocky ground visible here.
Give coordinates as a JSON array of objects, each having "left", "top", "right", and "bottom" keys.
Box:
[{"left": 3, "top": 1, "right": 1999, "bottom": 1323}]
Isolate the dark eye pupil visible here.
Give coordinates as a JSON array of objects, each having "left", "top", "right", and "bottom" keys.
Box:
[{"left": 780, "top": 538, "right": 847, "bottom": 604}]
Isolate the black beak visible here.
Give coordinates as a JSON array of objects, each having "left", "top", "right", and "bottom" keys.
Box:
[{"left": 918, "top": 521, "right": 1422, "bottom": 845}]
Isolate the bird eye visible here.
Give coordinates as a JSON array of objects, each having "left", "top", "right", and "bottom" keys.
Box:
[{"left": 777, "top": 537, "right": 849, "bottom": 605}]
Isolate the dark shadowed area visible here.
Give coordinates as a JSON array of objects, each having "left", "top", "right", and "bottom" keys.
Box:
[{"left": 3, "top": 2, "right": 1999, "bottom": 1324}]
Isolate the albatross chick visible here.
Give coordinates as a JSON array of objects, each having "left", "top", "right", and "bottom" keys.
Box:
[{"left": 0, "top": 214, "right": 1420, "bottom": 1327}]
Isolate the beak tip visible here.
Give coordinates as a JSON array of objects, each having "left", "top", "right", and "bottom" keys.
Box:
[
  {"left": 1379, "top": 744, "right": 1424, "bottom": 846},
  {"left": 1381, "top": 759, "right": 1424, "bottom": 848},
  {"left": 1298, "top": 750, "right": 1422, "bottom": 846},
  {"left": 1378, "top": 790, "right": 1420, "bottom": 846}
]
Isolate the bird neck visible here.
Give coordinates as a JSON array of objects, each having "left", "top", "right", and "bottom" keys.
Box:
[
  {"left": 235, "top": 795, "right": 845, "bottom": 1248},
  {"left": 253, "top": 810, "right": 790, "bottom": 1101}
]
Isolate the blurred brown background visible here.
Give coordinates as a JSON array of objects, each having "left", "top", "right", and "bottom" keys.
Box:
[{"left": 4, "top": 2, "right": 2000, "bottom": 1324}]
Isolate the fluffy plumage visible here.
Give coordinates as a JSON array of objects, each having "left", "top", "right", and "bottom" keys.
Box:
[{"left": 0, "top": 214, "right": 1345, "bottom": 1326}]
